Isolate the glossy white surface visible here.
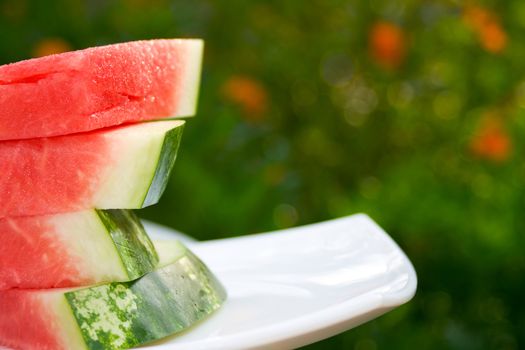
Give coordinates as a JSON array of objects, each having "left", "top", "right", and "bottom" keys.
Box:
[{"left": 140, "top": 214, "right": 417, "bottom": 350}]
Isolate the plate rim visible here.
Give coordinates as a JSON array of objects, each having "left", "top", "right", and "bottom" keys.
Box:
[{"left": 143, "top": 214, "right": 418, "bottom": 350}]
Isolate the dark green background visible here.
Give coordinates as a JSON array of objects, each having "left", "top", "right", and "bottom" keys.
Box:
[{"left": 1, "top": 0, "right": 523, "bottom": 349}]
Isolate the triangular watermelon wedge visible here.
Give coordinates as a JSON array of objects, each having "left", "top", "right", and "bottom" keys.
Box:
[
  {"left": 0, "top": 209, "right": 159, "bottom": 290},
  {"left": 0, "top": 120, "right": 184, "bottom": 218},
  {"left": 0, "top": 241, "right": 226, "bottom": 350},
  {"left": 0, "top": 39, "right": 202, "bottom": 140}
]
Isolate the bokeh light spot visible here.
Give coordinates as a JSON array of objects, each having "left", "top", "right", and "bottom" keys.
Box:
[
  {"left": 424, "top": 291, "right": 452, "bottom": 318},
  {"left": 221, "top": 75, "right": 269, "bottom": 120},
  {"left": 332, "top": 78, "right": 378, "bottom": 120},
  {"left": 2, "top": 0, "right": 26, "bottom": 20},
  {"left": 471, "top": 173, "right": 493, "bottom": 199},
  {"left": 470, "top": 116, "right": 512, "bottom": 162},
  {"left": 32, "top": 38, "right": 72, "bottom": 58},
  {"left": 354, "top": 338, "right": 377, "bottom": 350},
  {"left": 264, "top": 164, "right": 287, "bottom": 186},
  {"left": 292, "top": 80, "right": 318, "bottom": 108},
  {"left": 514, "top": 81, "right": 525, "bottom": 108},
  {"left": 359, "top": 177, "right": 382, "bottom": 199},
  {"left": 273, "top": 203, "right": 298, "bottom": 229},
  {"left": 368, "top": 21, "right": 407, "bottom": 70},
  {"left": 463, "top": 5, "right": 507, "bottom": 54},
  {"left": 321, "top": 53, "right": 353, "bottom": 87},
  {"left": 387, "top": 82, "right": 414, "bottom": 108},
  {"left": 433, "top": 91, "right": 463, "bottom": 120},
  {"left": 344, "top": 110, "right": 368, "bottom": 127}
]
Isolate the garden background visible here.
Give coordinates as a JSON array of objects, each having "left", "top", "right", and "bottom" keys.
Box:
[{"left": 0, "top": 0, "right": 523, "bottom": 349}]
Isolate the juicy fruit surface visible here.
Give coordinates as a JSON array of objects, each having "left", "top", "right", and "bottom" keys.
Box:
[
  {"left": 0, "top": 128, "right": 110, "bottom": 217},
  {"left": 0, "top": 214, "right": 81, "bottom": 290},
  {"left": 0, "top": 39, "right": 202, "bottom": 140},
  {"left": 0, "top": 120, "right": 184, "bottom": 218},
  {"left": 0, "top": 209, "right": 159, "bottom": 290},
  {"left": 0, "top": 292, "right": 62, "bottom": 350}
]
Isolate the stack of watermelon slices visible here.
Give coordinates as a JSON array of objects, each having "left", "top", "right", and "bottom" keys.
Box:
[{"left": 0, "top": 40, "right": 226, "bottom": 350}]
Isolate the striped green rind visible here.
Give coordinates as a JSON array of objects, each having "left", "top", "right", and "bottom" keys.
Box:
[
  {"left": 65, "top": 242, "right": 226, "bottom": 350},
  {"left": 96, "top": 209, "right": 159, "bottom": 281},
  {"left": 142, "top": 123, "right": 185, "bottom": 207}
]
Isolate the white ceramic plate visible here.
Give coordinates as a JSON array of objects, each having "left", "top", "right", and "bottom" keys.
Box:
[{"left": 140, "top": 213, "right": 417, "bottom": 350}]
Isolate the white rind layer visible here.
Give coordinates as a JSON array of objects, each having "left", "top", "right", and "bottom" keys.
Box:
[
  {"left": 39, "top": 291, "right": 87, "bottom": 350},
  {"left": 175, "top": 39, "right": 204, "bottom": 117},
  {"left": 48, "top": 211, "right": 125, "bottom": 283},
  {"left": 93, "top": 120, "right": 185, "bottom": 208},
  {"left": 153, "top": 239, "right": 186, "bottom": 266}
]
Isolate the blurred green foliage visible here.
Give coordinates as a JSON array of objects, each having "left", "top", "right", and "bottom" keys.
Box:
[{"left": 1, "top": 0, "right": 524, "bottom": 348}]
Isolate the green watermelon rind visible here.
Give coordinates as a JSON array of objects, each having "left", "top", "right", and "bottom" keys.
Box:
[
  {"left": 89, "top": 121, "right": 185, "bottom": 212},
  {"left": 63, "top": 242, "right": 226, "bottom": 350},
  {"left": 96, "top": 209, "right": 159, "bottom": 282},
  {"left": 142, "top": 122, "right": 185, "bottom": 207}
]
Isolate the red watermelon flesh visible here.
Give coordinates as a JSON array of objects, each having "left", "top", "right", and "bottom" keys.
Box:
[
  {"left": 0, "top": 39, "right": 202, "bottom": 140},
  {"left": 0, "top": 214, "right": 79, "bottom": 290},
  {"left": 0, "top": 291, "right": 63, "bottom": 350},
  {"left": 0, "top": 209, "right": 158, "bottom": 290},
  {"left": 0, "top": 120, "right": 185, "bottom": 218}
]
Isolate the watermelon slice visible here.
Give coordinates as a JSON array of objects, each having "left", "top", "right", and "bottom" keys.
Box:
[
  {"left": 0, "top": 120, "right": 184, "bottom": 218},
  {"left": 0, "top": 39, "right": 202, "bottom": 140},
  {"left": 0, "top": 209, "right": 158, "bottom": 290},
  {"left": 0, "top": 241, "right": 226, "bottom": 350}
]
